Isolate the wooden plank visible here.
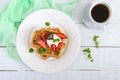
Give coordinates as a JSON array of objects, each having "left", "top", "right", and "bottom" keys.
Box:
[
  {"left": 0, "top": 23, "right": 120, "bottom": 47},
  {"left": 0, "top": 47, "right": 120, "bottom": 71},
  {"left": 77, "top": 24, "right": 120, "bottom": 46},
  {"left": 0, "top": 71, "right": 120, "bottom": 80}
]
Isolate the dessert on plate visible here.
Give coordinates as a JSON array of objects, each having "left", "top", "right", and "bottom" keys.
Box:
[{"left": 31, "top": 27, "right": 68, "bottom": 60}]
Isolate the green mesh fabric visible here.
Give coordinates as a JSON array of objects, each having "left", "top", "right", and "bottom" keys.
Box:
[{"left": 0, "top": 0, "right": 80, "bottom": 61}]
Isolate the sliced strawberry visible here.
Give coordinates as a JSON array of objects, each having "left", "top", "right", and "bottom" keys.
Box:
[
  {"left": 38, "top": 40, "right": 46, "bottom": 48},
  {"left": 40, "top": 33, "right": 46, "bottom": 43},
  {"left": 51, "top": 44, "right": 56, "bottom": 52},
  {"left": 43, "top": 38, "right": 46, "bottom": 44},
  {"left": 56, "top": 42, "right": 63, "bottom": 51},
  {"left": 56, "top": 33, "right": 67, "bottom": 39}
]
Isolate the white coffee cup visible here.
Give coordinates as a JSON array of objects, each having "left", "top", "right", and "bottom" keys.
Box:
[{"left": 82, "top": 1, "right": 112, "bottom": 29}]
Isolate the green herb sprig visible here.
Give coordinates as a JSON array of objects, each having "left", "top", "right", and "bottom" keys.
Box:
[
  {"left": 39, "top": 48, "right": 47, "bottom": 54},
  {"left": 56, "top": 50, "right": 60, "bottom": 54},
  {"left": 45, "top": 22, "right": 50, "bottom": 26},
  {"left": 83, "top": 48, "right": 94, "bottom": 62},
  {"left": 29, "top": 48, "right": 34, "bottom": 53},
  {"left": 93, "top": 35, "right": 99, "bottom": 48},
  {"left": 53, "top": 38, "right": 60, "bottom": 42}
]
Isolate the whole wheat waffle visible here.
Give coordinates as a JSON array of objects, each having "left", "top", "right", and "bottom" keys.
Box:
[{"left": 31, "top": 27, "right": 67, "bottom": 60}]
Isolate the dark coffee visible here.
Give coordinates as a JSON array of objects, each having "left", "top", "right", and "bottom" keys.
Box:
[{"left": 91, "top": 4, "right": 110, "bottom": 23}]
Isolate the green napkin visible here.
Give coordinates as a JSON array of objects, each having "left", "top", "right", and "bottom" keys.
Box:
[{"left": 0, "top": 0, "right": 80, "bottom": 61}]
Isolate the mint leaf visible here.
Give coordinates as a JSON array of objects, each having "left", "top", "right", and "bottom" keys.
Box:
[
  {"left": 88, "top": 54, "right": 92, "bottom": 59},
  {"left": 90, "top": 59, "right": 94, "bottom": 62},
  {"left": 45, "top": 22, "right": 50, "bottom": 26},
  {"left": 29, "top": 48, "right": 34, "bottom": 53},
  {"left": 39, "top": 48, "right": 47, "bottom": 54},
  {"left": 83, "top": 48, "right": 91, "bottom": 53},
  {"left": 83, "top": 48, "right": 94, "bottom": 62},
  {"left": 93, "top": 35, "right": 99, "bottom": 48},
  {"left": 53, "top": 38, "right": 60, "bottom": 42}
]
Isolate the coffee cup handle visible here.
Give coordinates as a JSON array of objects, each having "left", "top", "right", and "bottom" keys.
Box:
[{"left": 100, "top": 24, "right": 106, "bottom": 30}]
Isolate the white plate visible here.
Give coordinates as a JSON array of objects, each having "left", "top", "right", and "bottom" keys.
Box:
[{"left": 16, "top": 9, "right": 80, "bottom": 73}]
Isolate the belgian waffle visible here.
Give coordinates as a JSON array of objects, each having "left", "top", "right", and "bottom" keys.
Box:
[{"left": 31, "top": 27, "right": 67, "bottom": 60}]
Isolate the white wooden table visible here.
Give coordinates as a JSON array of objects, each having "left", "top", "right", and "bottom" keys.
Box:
[{"left": 0, "top": 0, "right": 120, "bottom": 80}]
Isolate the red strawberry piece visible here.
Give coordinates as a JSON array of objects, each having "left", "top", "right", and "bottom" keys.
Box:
[
  {"left": 41, "top": 33, "right": 46, "bottom": 43},
  {"left": 56, "top": 42, "right": 63, "bottom": 51},
  {"left": 51, "top": 44, "right": 56, "bottom": 52},
  {"left": 56, "top": 33, "right": 67, "bottom": 39},
  {"left": 38, "top": 40, "right": 46, "bottom": 48}
]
